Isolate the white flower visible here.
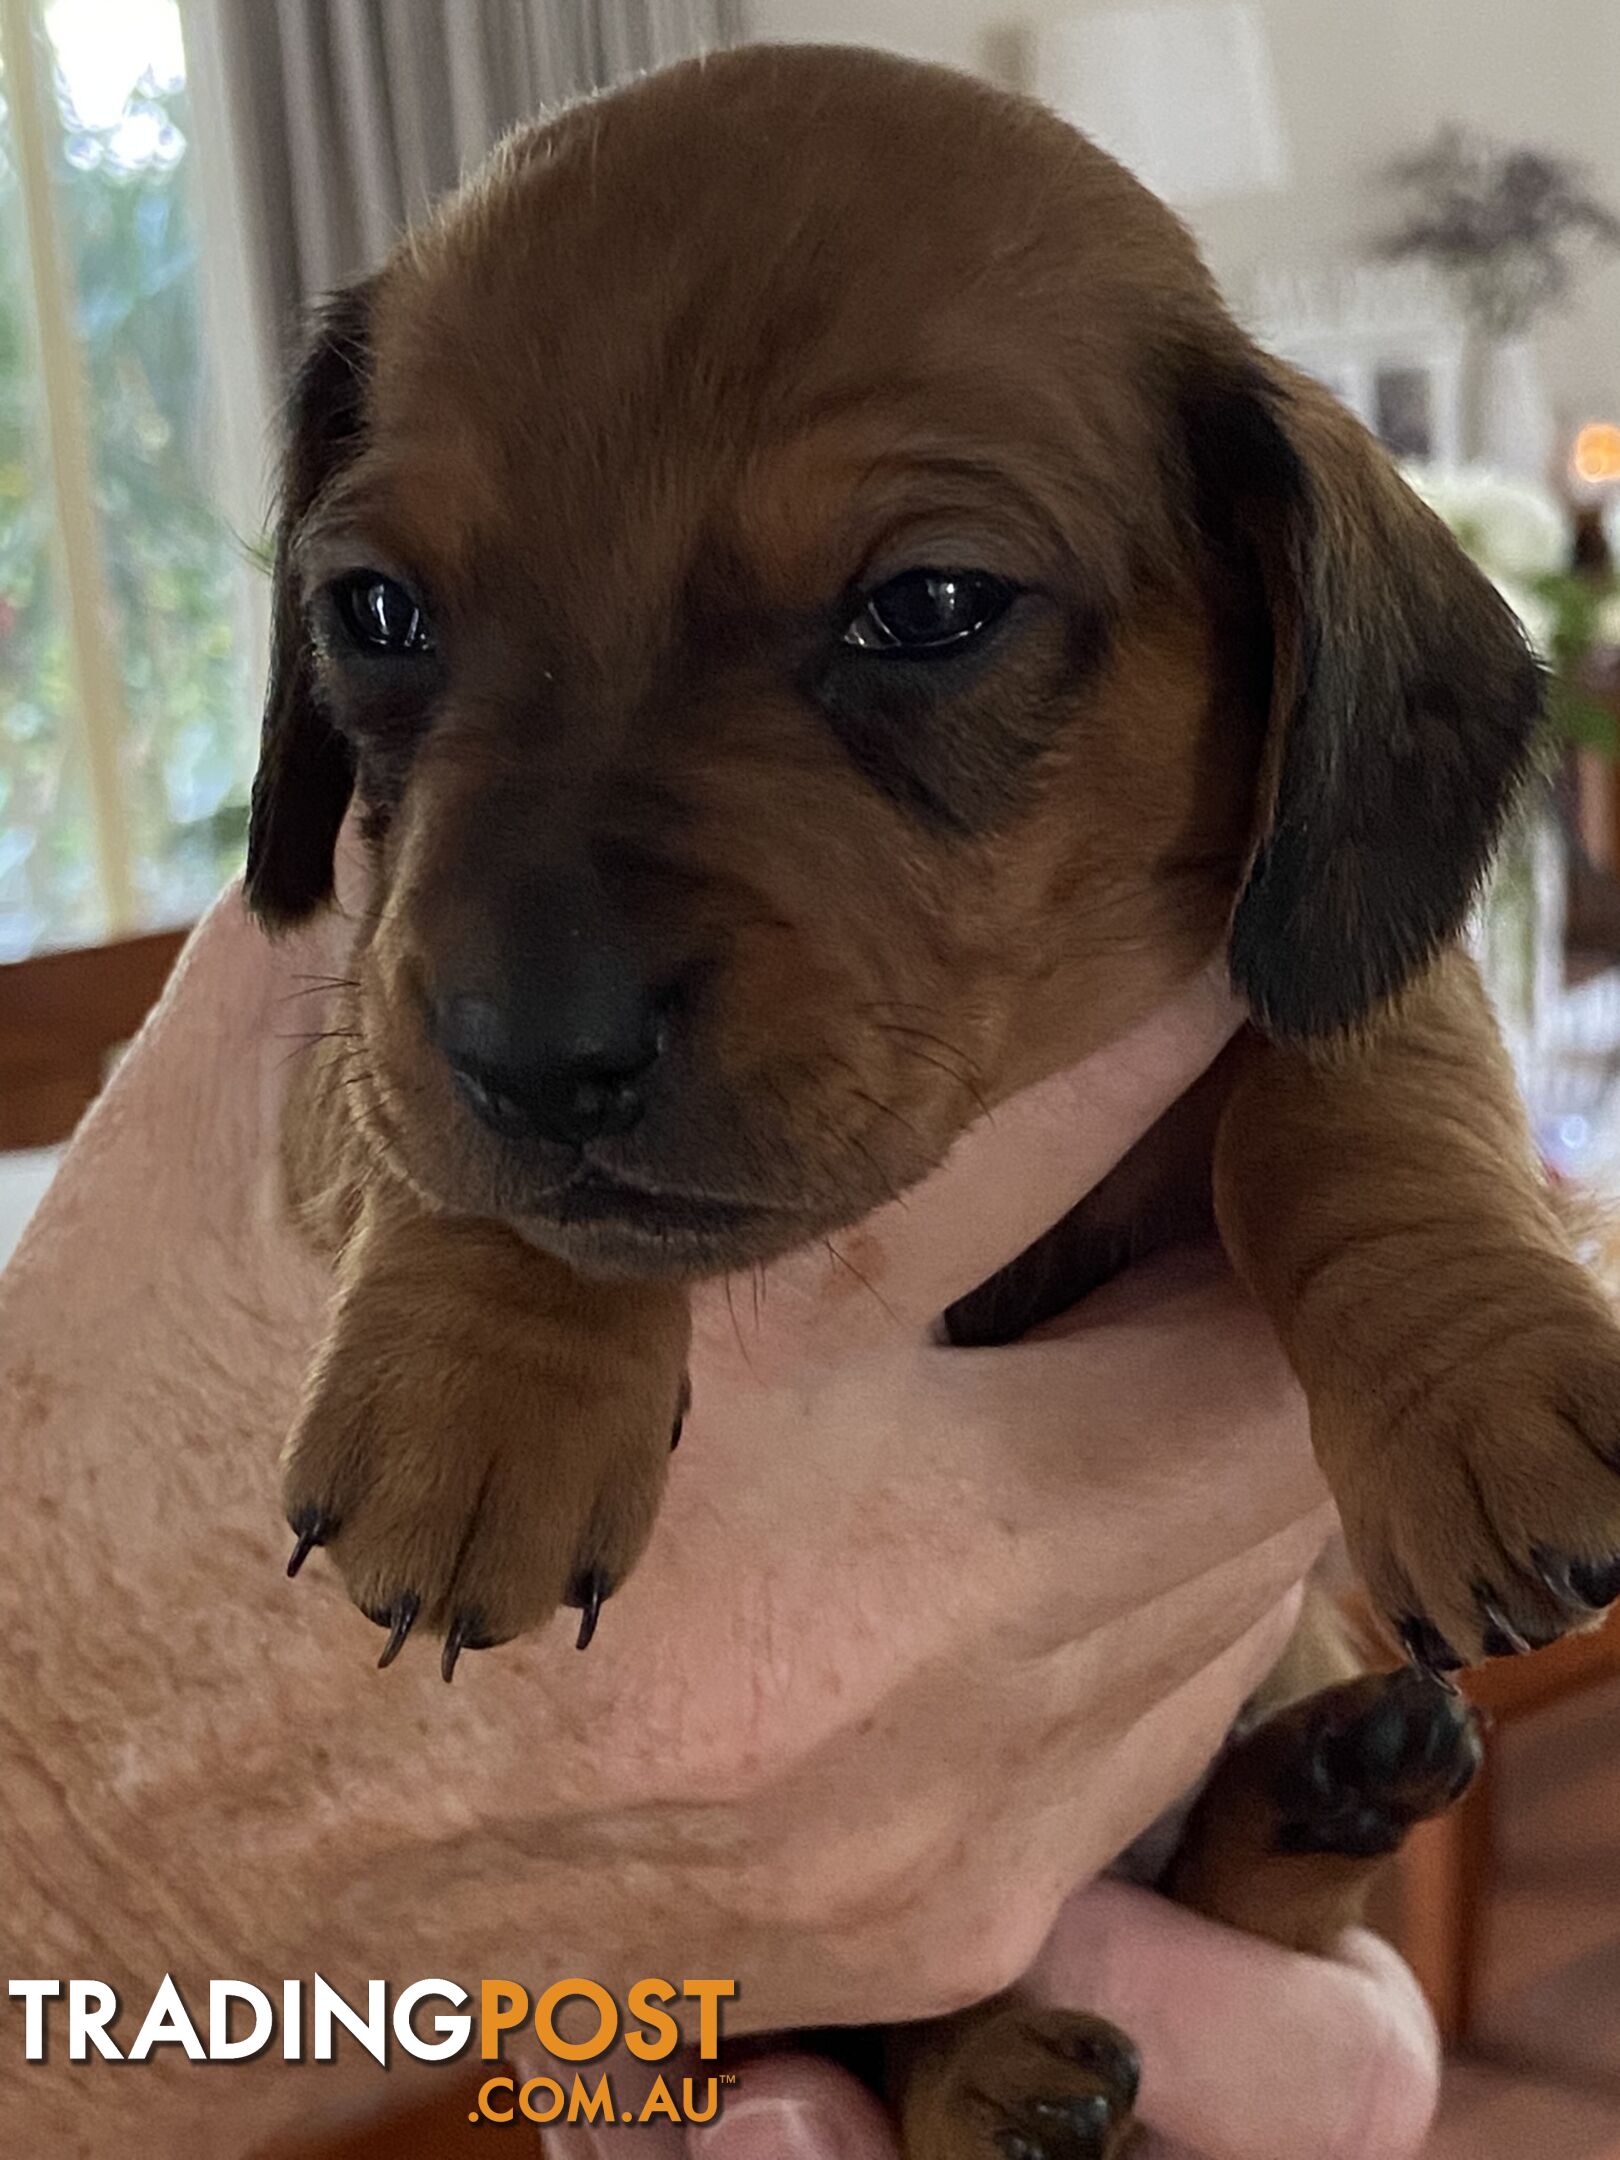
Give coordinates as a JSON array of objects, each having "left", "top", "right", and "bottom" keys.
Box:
[
  {"left": 1402, "top": 463, "right": 1570, "bottom": 582},
  {"left": 1403, "top": 464, "right": 1480, "bottom": 530},
  {"left": 1489, "top": 573, "right": 1556, "bottom": 656}
]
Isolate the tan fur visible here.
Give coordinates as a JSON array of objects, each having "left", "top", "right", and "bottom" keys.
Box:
[
  {"left": 243, "top": 45, "right": 1615, "bottom": 2158},
  {"left": 1217, "top": 951, "right": 1620, "bottom": 1662}
]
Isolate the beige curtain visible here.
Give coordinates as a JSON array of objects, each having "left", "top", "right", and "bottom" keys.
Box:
[
  {"left": 182, "top": 0, "right": 743, "bottom": 694},
  {"left": 188, "top": 1, "right": 742, "bottom": 374}
]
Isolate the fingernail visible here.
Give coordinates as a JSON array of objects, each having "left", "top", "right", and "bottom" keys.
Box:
[{"left": 692, "top": 2095, "right": 848, "bottom": 2160}]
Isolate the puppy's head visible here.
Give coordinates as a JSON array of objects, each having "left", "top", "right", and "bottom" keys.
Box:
[{"left": 247, "top": 45, "right": 1540, "bottom": 1278}]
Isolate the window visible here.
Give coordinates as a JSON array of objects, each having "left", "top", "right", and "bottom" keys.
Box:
[{"left": 0, "top": 0, "right": 257, "bottom": 960}]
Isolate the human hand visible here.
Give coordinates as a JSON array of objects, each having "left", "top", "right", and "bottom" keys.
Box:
[
  {"left": 0, "top": 887, "right": 1332, "bottom": 2153},
  {"left": 545, "top": 1885, "right": 1438, "bottom": 2160}
]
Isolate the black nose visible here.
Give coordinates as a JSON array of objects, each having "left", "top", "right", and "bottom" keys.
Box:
[{"left": 434, "top": 986, "right": 665, "bottom": 1146}]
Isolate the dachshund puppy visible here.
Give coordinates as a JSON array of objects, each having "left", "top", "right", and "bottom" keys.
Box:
[{"left": 246, "top": 44, "right": 1619, "bottom": 2157}]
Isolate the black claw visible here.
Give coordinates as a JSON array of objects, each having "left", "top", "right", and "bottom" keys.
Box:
[
  {"left": 1035, "top": 2092, "right": 1114, "bottom": 2134},
  {"left": 1534, "top": 1547, "right": 1620, "bottom": 1614},
  {"left": 1567, "top": 1553, "right": 1620, "bottom": 1611},
  {"left": 441, "top": 1611, "right": 490, "bottom": 1683},
  {"left": 1037, "top": 2024, "right": 1140, "bottom": 2111},
  {"left": 286, "top": 1506, "right": 333, "bottom": 1579},
  {"left": 1478, "top": 1594, "right": 1531, "bottom": 1658},
  {"left": 376, "top": 1592, "right": 421, "bottom": 1670},
  {"left": 671, "top": 1375, "right": 692, "bottom": 1452},
  {"left": 1397, "top": 1613, "right": 1463, "bottom": 1677},
  {"left": 569, "top": 1567, "right": 610, "bottom": 1651}
]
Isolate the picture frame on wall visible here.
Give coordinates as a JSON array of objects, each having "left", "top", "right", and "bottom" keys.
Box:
[{"left": 1244, "top": 263, "right": 1467, "bottom": 463}]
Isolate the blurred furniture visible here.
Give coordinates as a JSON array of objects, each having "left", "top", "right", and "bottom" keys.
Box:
[
  {"left": 1247, "top": 263, "right": 1466, "bottom": 464},
  {"left": 0, "top": 928, "right": 184, "bottom": 1150},
  {"left": 1400, "top": 1605, "right": 1620, "bottom": 2045}
]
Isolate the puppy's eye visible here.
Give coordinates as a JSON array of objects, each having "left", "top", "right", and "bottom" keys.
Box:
[
  {"left": 332, "top": 571, "right": 436, "bottom": 656},
  {"left": 843, "top": 569, "right": 1017, "bottom": 655}
]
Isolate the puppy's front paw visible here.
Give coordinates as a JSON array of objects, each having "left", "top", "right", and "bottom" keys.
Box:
[
  {"left": 282, "top": 1211, "right": 690, "bottom": 1674},
  {"left": 1328, "top": 1290, "right": 1620, "bottom": 1669}
]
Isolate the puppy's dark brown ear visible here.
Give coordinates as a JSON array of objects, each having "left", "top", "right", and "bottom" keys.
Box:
[
  {"left": 244, "top": 285, "right": 373, "bottom": 930},
  {"left": 1186, "top": 356, "right": 1544, "bottom": 1040}
]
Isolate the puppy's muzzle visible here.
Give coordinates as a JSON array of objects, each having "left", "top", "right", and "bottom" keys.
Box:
[{"left": 433, "top": 973, "right": 666, "bottom": 1149}]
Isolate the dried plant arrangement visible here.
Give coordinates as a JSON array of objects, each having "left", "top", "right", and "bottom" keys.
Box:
[{"left": 1380, "top": 127, "right": 1620, "bottom": 338}]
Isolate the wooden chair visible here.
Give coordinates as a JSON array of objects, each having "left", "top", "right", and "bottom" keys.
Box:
[
  {"left": 1398, "top": 1605, "right": 1620, "bottom": 2045},
  {"left": 0, "top": 928, "right": 185, "bottom": 1148}
]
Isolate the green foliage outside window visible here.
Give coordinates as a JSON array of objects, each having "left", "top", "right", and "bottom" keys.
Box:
[{"left": 0, "top": 0, "right": 256, "bottom": 958}]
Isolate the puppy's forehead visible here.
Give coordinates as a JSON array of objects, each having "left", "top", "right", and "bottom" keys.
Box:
[{"left": 361, "top": 45, "right": 1208, "bottom": 598}]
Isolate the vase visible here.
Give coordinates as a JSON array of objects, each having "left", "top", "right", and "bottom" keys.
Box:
[
  {"left": 1473, "top": 333, "right": 1558, "bottom": 484},
  {"left": 1470, "top": 793, "right": 1567, "bottom": 1117}
]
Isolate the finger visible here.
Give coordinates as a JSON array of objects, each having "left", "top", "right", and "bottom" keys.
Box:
[
  {"left": 1028, "top": 1883, "right": 1440, "bottom": 2160},
  {"left": 525, "top": 2039, "right": 689, "bottom": 2157},
  {"left": 545, "top": 2120, "right": 685, "bottom": 2158},
  {"left": 697, "top": 962, "right": 1241, "bottom": 1367},
  {"left": 544, "top": 2114, "right": 686, "bottom": 2158},
  {"left": 689, "top": 2054, "right": 896, "bottom": 2159},
  {"left": 1329, "top": 1925, "right": 1443, "bottom": 2088}
]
